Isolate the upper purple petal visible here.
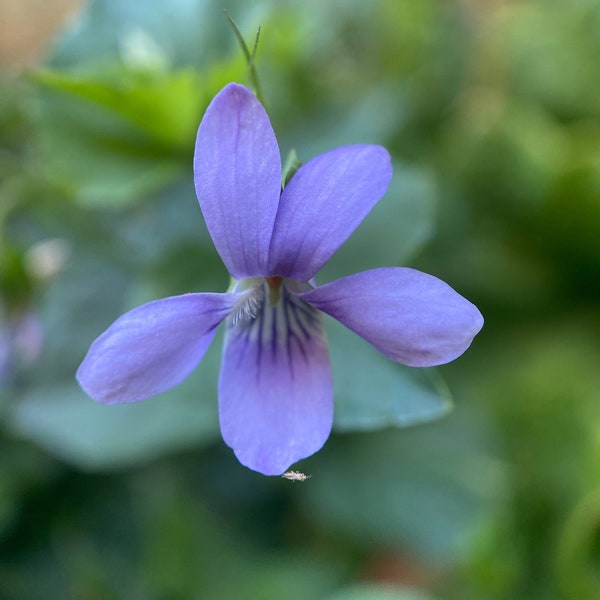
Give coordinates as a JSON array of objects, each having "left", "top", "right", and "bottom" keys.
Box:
[
  {"left": 218, "top": 284, "right": 333, "bottom": 475},
  {"left": 268, "top": 145, "right": 392, "bottom": 281},
  {"left": 77, "top": 293, "right": 239, "bottom": 404},
  {"left": 194, "top": 83, "right": 282, "bottom": 278},
  {"left": 300, "top": 267, "right": 483, "bottom": 367}
]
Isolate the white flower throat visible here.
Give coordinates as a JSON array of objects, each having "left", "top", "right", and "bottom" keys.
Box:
[{"left": 227, "top": 277, "right": 322, "bottom": 368}]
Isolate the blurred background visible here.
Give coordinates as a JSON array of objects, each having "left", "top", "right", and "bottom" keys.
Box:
[{"left": 1, "top": 1, "right": 600, "bottom": 598}]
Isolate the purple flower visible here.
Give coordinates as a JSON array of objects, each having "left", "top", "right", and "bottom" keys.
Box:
[{"left": 76, "top": 83, "right": 483, "bottom": 475}]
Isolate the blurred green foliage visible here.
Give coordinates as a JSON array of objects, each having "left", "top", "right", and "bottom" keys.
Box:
[{"left": 1, "top": 0, "right": 600, "bottom": 598}]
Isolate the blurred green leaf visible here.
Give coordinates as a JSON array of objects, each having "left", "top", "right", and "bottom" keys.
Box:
[
  {"left": 109, "top": 177, "right": 218, "bottom": 269},
  {"left": 0, "top": 439, "right": 59, "bottom": 538},
  {"left": 291, "top": 84, "right": 409, "bottom": 153},
  {"left": 10, "top": 332, "right": 222, "bottom": 470},
  {"left": 29, "top": 255, "right": 130, "bottom": 384},
  {"left": 327, "top": 316, "right": 452, "bottom": 432},
  {"left": 500, "top": 1, "right": 600, "bottom": 119},
  {"left": 319, "top": 163, "right": 436, "bottom": 281},
  {"left": 34, "top": 84, "right": 182, "bottom": 207},
  {"left": 138, "top": 470, "right": 342, "bottom": 600},
  {"left": 32, "top": 57, "right": 244, "bottom": 207},
  {"left": 34, "top": 66, "right": 205, "bottom": 149},
  {"left": 445, "top": 99, "right": 567, "bottom": 217},
  {"left": 325, "top": 585, "right": 440, "bottom": 600},
  {"left": 302, "top": 414, "right": 503, "bottom": 564},
  {"left": 542, "top": 121, "right": 600, "bottom": 267}
]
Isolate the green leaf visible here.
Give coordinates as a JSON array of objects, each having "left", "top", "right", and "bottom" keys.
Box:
[
  {"left": 28, "top": 255, "right": 130, "bottom": 385},
  {"left": 34, "top": 66, "right": 205, "bottom": 149},
  {"left": 325, "top": 586, "right": 440, "bottom": 600},
  {"left": 9, "top": 331, "right": 222, "bottom": 470},
  {"left": 318, "top": 163, "right": 436, "bottom": 282},
  {"left": 32, "top": 57, "right": 245, "bottom": 207},
  {"left": 300, "top": 414, "right": 504, "bottom": 564},
  {"left": 34, "top": 81, "right": 183, "bottom": 207},
  {"left": 108, "top": 176, "right": 219, "bottom": 270},
  {"left": 327, "top": 316, "right": 451, "bottom": 433}
]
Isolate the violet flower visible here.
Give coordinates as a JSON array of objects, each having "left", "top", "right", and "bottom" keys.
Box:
[{"left": 77, "top": 83, "right": 483, "bottom": 475}]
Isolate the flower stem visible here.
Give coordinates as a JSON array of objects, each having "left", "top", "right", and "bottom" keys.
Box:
[{"left": 223, "top": 10, "right": 267, "bottom": 109}]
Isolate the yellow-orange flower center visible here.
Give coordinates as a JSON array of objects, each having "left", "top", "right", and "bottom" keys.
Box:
[{"left": 265, "top": 276, "right": 283, "bottom": 290}]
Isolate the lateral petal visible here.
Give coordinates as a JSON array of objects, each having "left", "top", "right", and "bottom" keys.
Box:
[
  {"left": 77, "top": 293, "right": 239, "bottom": 404},
  {"left": 219, "top": 285, "right": 333, "bottom": 475},
  {"left": 269, "top": 145, "right": 392, "bottom": 281},
  {"left": 194, "top": 83, "right": 281, "bottom": 278},
  {"left": 300, "top": 268, "right": 483, "bottom": 367}
]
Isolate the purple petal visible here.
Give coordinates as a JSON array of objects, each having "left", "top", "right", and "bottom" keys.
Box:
[
  {"left": 268, "top": 145, "right": 392, "bottom": 281},
  {"left": 300, "top": 268, "right": 484, "bottom": 367},
  {"left": 77, "top": 293, "right": 239, "bottom": 404},
  {"left": 194, "top": 83, "right": 281, "bottom": 278},
  {"left": 218, "top": 285, "right": 333, "bottom": 475}
]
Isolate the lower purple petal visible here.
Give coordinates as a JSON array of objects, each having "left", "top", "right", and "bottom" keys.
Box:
[
  {"left": 77, "top": 293, "right": 239, "bottom": 404},
  {"left": 300, "top": 267, "right": 484, "bottom": 367},
  {"left": 218, "top": 284, "right": 333, "bottom": 475}
]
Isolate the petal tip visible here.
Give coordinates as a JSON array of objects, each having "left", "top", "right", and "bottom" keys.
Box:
[
  {"left": 214, "top": 81, "right": 254, "bottom": 103},
  {"left": 231, "top": 442, "right": 326, "bottom": 477}
]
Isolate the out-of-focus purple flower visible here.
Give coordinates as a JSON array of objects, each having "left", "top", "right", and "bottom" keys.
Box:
[
  {"left": 0, "top": 306, "right": 44, "bottom": 386},
  {"left": 77, "top": 83, "right": 483, "bottom": 475}
]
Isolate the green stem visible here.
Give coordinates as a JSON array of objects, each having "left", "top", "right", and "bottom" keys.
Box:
[{"left": 224, "top": 10, "right": 267, "bottom": 108}]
